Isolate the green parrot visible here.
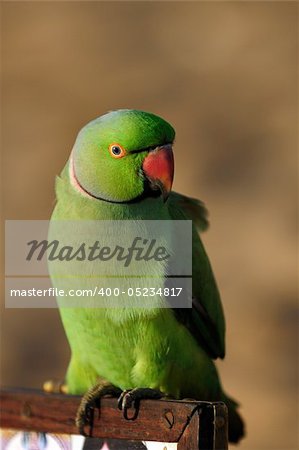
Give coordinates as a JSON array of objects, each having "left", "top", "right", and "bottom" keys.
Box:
[{"left": 50, "top": 109, "right": 244, "bottom": 443}]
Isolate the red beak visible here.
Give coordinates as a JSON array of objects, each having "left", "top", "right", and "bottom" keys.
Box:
[{"left": 142, "top": 144, "right": 174, "bottom": 202}]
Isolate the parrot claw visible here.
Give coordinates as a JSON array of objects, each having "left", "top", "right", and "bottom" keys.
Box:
[
  {"left": 118, "top": 388, "right": 164, "bottom": 421},
  {"left": 76, "top": 404, "right": 94, "bottom": 437},
  {"left": 76, "top": 382, "right": 122, "bottom": 436}
]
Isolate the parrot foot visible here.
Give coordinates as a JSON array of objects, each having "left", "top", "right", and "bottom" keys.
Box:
[
  {"left": 43, "top": 379, "right": 68, "bottom": 394},
  {"left": 118, "top": 388, "right": 164, "bottom": 420},
  {"left": 76, "top": 381, "right": 122, "bottom": 436}
]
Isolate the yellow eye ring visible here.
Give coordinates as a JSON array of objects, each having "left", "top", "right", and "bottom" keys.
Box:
[{"left": 109, "top": 143, "right": 127, "bottom": 159}]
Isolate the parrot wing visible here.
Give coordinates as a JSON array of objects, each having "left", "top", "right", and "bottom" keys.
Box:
[
  {"left": 168, "top": 191, "right": 209, "bottom": 232},
  {"left": 167, "top": 191, "right": 226, "bottom": 359}
]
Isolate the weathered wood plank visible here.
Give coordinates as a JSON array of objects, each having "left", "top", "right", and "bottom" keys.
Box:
[
  {"left": 0, "top": 388, "right": 196, "bottom": 442},
  {"left": 0, "top": 388, "right": 228, "bottom": 449}
]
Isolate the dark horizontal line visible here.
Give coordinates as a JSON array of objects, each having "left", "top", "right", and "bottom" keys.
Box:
[{"left": 5, "top": 275, "right": 192, "bottom": 279}]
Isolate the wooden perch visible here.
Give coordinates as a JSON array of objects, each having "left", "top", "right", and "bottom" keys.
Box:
[{"left": 0, "top": 387, "right": 228, "bottom": 449}]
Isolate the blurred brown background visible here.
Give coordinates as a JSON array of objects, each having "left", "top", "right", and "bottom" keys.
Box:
[{"left": 1, "top": 2, "right": 298, "bottom": 449}]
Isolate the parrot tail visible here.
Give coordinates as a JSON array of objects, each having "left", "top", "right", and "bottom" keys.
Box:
[{"left": 222, "top": 394, "right": 245, "bottom": 443}]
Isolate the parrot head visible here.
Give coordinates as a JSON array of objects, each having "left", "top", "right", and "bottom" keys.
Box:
[{"left": 70, "top": 109, "right": 175, "bottom": 203}]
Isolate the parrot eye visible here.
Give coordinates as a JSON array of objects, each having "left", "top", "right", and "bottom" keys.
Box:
[{"left": 109, "top": 143, "right": 126, "bottom": 159}]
